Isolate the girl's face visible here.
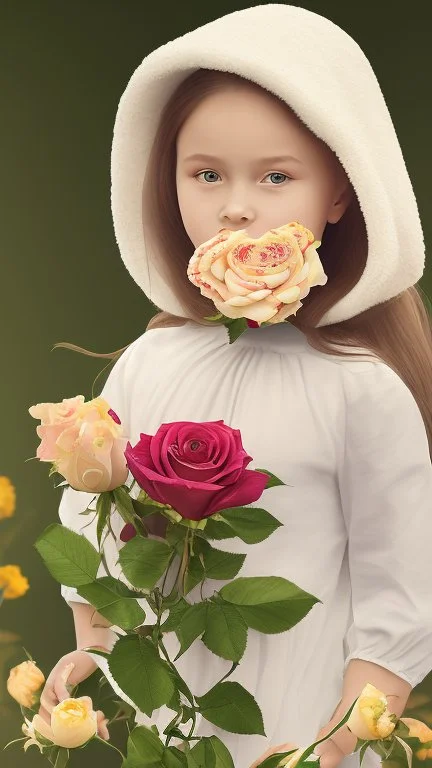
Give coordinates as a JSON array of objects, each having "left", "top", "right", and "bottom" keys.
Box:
[{"left": 176, "top": 84, "right": 352, "bottom": 248}]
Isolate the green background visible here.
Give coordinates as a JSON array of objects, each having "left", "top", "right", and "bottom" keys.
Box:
[{"left": 1, "top": 1, "right": 431, "bottom": 766}]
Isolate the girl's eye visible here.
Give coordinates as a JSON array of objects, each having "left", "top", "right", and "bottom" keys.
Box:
[
  {"left": 263, "top": 172, "right": 291, "bottom": 185},
  {"left": 194, "top": 170, "right": 291, "bottom": 184},
  {"left": 195, "top": 170, "right": 220, "bottom": 183}
]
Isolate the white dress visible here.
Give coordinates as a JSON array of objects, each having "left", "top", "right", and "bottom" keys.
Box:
[{"left": 59, "top": 320, "right": 432, "bottom": 768}]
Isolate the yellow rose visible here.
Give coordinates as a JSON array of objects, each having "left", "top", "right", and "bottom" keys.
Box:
[
  {"left": 0, "top": 564, "right": 30, "bottom": 599},
  {"left": 399, "top": 717, "right": 432, "bottom": 745},
  {"left": 187, "top": 221, "right": 327, "bottom": 325},
  {"left": 346, "top": 683, "right": 396, "bottom": 740},
  {"left": 29, "top": 395, "right": 129, "bottom": 493},
  {"left": 0, "top": 476, "right": 16, "bottom": 519},
  {"left": 7, "top": 660, "right": 45, "bottom": 708},
  {"left": 22, "top": 696, "right": 99, "bottom": 750}
]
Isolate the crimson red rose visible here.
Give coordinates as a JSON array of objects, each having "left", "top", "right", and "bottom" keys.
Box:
[
  {"left": 124, "top": 420, "right": 268, "bottom": 521},
  {"left": 120, "top": 522, "right": 137, "bottom": 542}
]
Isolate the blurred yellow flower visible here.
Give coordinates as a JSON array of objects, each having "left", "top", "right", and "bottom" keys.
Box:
[
  {"left": 416, "top": 748, "right": 432, "bottom": 761},
  {"left": 400, "top": 717, "right": 432, "bottom": 745},
  {"left": 0, "top": 476, "right": 16, "bottom": 519},
  {"left": 0, "top": 565, "right": 30, "bottom": 599},
  {"left": 7, "top": 660, "right": 45, "bottom": 708}
]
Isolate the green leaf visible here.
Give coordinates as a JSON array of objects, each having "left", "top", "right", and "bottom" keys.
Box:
[
  {"left": 96, "top": 492, "right": 113, "bottom": 549},
  {"left": 118, "top": 535, "right": 173, "bottom": 589},
  {"left": 199, "top": 517, "right": 236, "bottom": 540},
  {"left": 162, "top": 745, "right": 188, "bottom": 767},
  {"left": 254, "top": 469, "right": 287, "bottom": 489},
  {"left": 187, "top": 734, "right": 235, "bottom": 767},
  {"left": 219, "top": 576, "right": 321, "bottom": 633},
  {"left": 193, "top": 538, "right": 246, "bottom": 580},
  {"left": 108, "top": 635, "right": 174, "bottom": 717},
  {"left": 76, "top": 576, "right": 146, "bottom": 630},
  {"left": 217, "top": 506, "right": 283, "bottom": 544},
  {"left": 131, "top": 497, "right": 170, "bottom": 518},
  {"left": 173, "top": 603, "right": 208, "bottom": 660},
  {"left": 184, "top": 554, "right": 205, "bottom": 595},
  {"left": 225, "top": 318, "right": 249, "bottom": 344},
  {"left": 201, "top": 601, "right": 248, "bottom": 662},
  {"left": 163, "top": 660, "right": 193, "bottom": 706},
  {"left": 195, "top": 681, "right": 265, "bottom": 735},
  {"left": 122, "top": 723, "right": 165, "bottom": 766},
  {"left": 160, "top": 597, "right": 191, "bottom": 631},
  {"left": 113, "top": 486, "right": 136, "bottom": 522},
  {"left": 165, "top": 524, "right": 188, "bottom": 548},
  {"left": 180, "top": 706, "right": 195, "bottom": 724},
  {"left": 34, "top": 523, "right": 101, "bottom": 587},
  {"left": 82, "top": 646, "right": 111, "bottom": 660}
]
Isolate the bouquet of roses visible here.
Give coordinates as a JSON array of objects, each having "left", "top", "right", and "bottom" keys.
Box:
[
  {"left": 8, "top": 390, "right": 323, "bottom": 766},
  {"left": 5, "top": 221, "right": 432, "bottom": 767},
  {"left": 3, "top": 398, "right": 429, "bottom": 768}
]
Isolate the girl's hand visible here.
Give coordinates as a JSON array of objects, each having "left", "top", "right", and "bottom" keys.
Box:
[
  {"left": 314, "top": 737, "right": 346, "bottom": 768},
  {"left": 249, "top": 741, "right": 299, "bottom": 768},
  {"left": 313, "top": 714, "right": 357, "bottom": 768},
  {"left": 37, "top": 648, "right": 110, "bottom": 740}
]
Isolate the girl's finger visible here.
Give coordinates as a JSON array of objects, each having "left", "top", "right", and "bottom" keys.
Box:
[
  {"left": 53, "top": 676, "right": 71, "bottom": 704},
  {"left": 37, "top": 701, "right": 53, "bottom": 726},
  {"left": 39, "top": 686, "right": 58, "bottom": 714},
  {"left": 53, "top": 662, "right": 76, "bottom": 703},
  {"left": 96, "top": 710, "right": 110, "bottom": 740}
]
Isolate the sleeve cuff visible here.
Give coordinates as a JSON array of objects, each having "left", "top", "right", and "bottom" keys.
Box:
[
  {"left": 60, "top": 584, "right": 90, "bottom": 605},
  {"left": 343, "top": 652, "right": 420, "bottom": 688}
]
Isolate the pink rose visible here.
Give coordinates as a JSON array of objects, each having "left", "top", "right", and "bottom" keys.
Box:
[
  {"left": 29, "top": 397, "right": 129, "bottom": 493},
  {"left": 124, "top": 420, "right": 268, "bottom": 522}
]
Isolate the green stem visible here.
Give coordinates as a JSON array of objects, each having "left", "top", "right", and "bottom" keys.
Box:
[
  {"left": 105, "top": 713, "right": 131, "bottom": 726},
  {"left": 157, "top": 636, "right": 196, "bottom": 714},
  {"left": 161, "top": 550, "right": 179, "bottom": 596},
  {"left": 176, "top": 528, "right": 190, "bottom": 594},
  {"left": 218, "top": 660, "right": 239, "bottom": 684},
  {"left": 100, "top": 548, "right": 113, "bottom": 578}
]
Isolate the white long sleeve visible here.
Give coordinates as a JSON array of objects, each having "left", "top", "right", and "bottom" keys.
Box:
[
  {"left": 58, "top": 334, "right": 142, "bottom": 605},
  {"left": 339, "top": 362, "right": 432, "bottom": 688}
]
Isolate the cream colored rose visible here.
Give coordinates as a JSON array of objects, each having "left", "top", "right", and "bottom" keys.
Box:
[
  {"left": 187, "top": 221, "right": 327, "bottom": 325},
  {"left": 29, "top": 396, "right": 129, "bottom": 492},
  {"left": 7, "top": 660, "right": 45, "bottom": 708},
  {"left": 22, "top": 696, "right": 100, "bottom": 750},
  {"left": 346, "top": 683, "right": 396, "bottom": 741}
]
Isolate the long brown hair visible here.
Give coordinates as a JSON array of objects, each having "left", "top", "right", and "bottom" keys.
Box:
[{"left": 54, "top": 69, "right": 432, "bottom": 454}]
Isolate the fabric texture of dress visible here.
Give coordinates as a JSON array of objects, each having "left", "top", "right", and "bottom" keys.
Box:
[{"left": 59, "top": 321, "right": 432, "bottom": 768}]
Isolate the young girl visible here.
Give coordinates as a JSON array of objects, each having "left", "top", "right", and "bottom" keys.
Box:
[{"left": 37, "top": 5, "right": 432, "bottom": 768}]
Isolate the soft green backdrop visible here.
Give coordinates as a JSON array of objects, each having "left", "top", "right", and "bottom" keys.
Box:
[{"left": 1, "top": 1, "right": 431, "bottom": 766}]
